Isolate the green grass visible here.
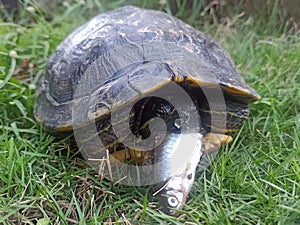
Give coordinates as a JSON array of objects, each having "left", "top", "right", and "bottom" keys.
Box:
[{"left": 0, "top": 0, "right": 299, "bottom": 224}]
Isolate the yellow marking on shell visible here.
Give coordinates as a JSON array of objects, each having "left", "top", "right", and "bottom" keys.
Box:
[
  {"left": 221, "top": 86, "right": 260, "bottom": 101},
  {"left": 56, "top": 123, "right": 73, "bottom": 132},
  {"left": 202, "top": 133, "right": 233, "bottom": 153},
  {"left": 182, "top": 76, "right": 222, "bottom": 88},
  {"left": 173, "top": 75, "right": 184, "bottom": 83},
  {"left": 173, "top": 74, "right": 260, "bottom": 101},
  {"left": 172, "top": 73, "right": 215, "bottom": 88}
]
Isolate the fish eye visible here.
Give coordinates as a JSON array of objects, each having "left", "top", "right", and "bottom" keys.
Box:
[
  {"left": 167, "top": 196, "right": 179, "bottom": 207},
  {"left": 187, "top": 173, "right": 193, "bottom": 180}
]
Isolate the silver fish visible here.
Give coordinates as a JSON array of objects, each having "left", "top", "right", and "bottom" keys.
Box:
[{"left": 154, "top": 132, "right": 203, "bottom": 216}]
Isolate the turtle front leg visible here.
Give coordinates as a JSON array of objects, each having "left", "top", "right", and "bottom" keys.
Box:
[
  {"left": 110, "top": 148, "right": 153, "bottom": 165},
  {"left": 202, "top": 132, "right": 233, "bottom": 154}
]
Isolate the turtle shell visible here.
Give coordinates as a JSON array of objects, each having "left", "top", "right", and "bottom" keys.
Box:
[
  {"left": 34, "top": 6, "right": 259, "bottom": 133},
  {"left": 34, "top": 6, "right": 261, "bottom": 216}
]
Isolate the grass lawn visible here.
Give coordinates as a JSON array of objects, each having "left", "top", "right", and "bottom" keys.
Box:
[{"left": 0, "top": 0, "right": 299, "bottom": 224}]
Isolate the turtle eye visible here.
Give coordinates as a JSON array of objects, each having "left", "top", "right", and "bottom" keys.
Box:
[{"left": 167, "top": 196, "right": 179, "bottom": 207}]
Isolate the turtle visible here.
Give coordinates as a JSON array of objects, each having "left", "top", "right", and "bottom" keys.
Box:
[{"left": 34, "top": 6, "right": 260, "bottom": 216}]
